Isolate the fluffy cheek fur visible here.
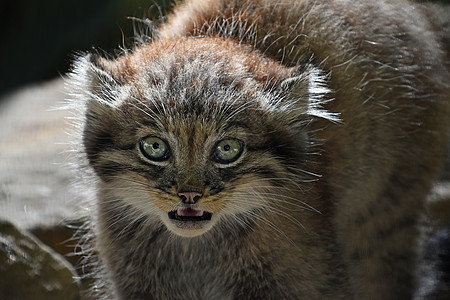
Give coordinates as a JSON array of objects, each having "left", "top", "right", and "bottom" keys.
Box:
[{"left": 98, "top": 172, "right": 276, "bottom": 237}]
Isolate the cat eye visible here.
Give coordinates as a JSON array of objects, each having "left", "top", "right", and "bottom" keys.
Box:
[
  {"left": 213, "top": 139, "right": 243, "bottom": 164},
  {"left": 139, "top": 136, "right": 170, "bottom": 161}
]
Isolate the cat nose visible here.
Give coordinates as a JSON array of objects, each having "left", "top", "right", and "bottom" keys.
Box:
[{"left": 177, "top": 191, "right": 203, "bottom": 204}]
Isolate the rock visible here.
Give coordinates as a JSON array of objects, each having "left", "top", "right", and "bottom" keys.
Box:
[
  {"left": 418, "top": 226, "right": 450, "bottom": 300},
  {"left": 31, "top": 222, "right": 84, "bottom": 268},
  {"left": 0, "top": 220, "right": 80, "bottom": 300},
  {"left": 0, "top": 79, "right": 92, "bottom": 298},
  {"left": 0, "top": 78, "right": 85, "bottom": 230},
  {"left": 427, "top": 182, "right": 450, "bottom": 228}
]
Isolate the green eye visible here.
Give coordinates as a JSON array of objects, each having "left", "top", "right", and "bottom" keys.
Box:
[
  {"left": 139, "top": 136, "right": 170, "bottom": 161},
  {"left": 214, "top": 139, "right": 243, "bottom": 163}
]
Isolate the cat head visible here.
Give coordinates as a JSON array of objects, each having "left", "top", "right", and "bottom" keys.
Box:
[{"left": 69, "top": 37, "right": 334, "bottom": 237}]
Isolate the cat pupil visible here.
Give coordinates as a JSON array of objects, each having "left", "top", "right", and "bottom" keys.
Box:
[
  {"left": 224, "top": 144, "right": 231, "bottom": 151},
  {"left": 153, "top": 143, "right": 160, "bottom": 150}
]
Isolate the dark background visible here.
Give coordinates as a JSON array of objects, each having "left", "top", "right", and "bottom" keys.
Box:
[{"left": 0, "top": 0, "right": 174, "bottom": 97}]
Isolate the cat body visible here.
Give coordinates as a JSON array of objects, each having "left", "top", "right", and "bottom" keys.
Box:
[{"left": 68, "top": 0, "right": 450, "bottom": 299}]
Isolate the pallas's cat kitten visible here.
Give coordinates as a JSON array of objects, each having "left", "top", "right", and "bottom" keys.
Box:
[{"left": 67, "top": 0, "right": 450, "bottom": 299}]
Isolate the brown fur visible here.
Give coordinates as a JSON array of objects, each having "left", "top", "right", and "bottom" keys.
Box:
[{"left": 67, "top": 0, "right": 450, "bottom": 299}]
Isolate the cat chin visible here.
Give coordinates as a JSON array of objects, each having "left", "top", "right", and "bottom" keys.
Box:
[{"left": 160, "top": 213, "right": 217, "bottom": 237}]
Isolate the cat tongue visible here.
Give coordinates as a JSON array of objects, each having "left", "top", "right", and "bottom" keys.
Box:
[{"left": 177, "top": 207, "right": 204, "bottom": 217}]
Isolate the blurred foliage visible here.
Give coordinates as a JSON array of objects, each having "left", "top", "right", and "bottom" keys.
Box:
[{"left": 0, "top": 0, "right": 175, "bottom": 97}]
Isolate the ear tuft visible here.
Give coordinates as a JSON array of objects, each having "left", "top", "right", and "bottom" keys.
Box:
[
  {"left": 67, "top": 53, "right": 126, "bottom": 109},
  {"left": 84, "top": 54, "right": 120, "bottom": 100},
  {"left": 278, "top": 67, "right": 339, "bottom": 123}
]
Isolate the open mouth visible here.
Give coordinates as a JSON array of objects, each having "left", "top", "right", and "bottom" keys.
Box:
[{"left": 168, "top": 208, "right": 212, "bottom": 222}]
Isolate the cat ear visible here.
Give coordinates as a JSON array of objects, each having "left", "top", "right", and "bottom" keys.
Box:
[
  {"left": 85, "top": 54, "right": 120, "bottom": 93},
  {"left": 277, "top": 67, "right": 339, "bottom": 123},
  {"left": 69, "top": 53, "right": 125, "bottom": 108}
]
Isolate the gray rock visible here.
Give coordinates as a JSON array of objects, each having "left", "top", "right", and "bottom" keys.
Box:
[
  {"left": 0, "top": 78, "right": 85, "bottom": 229},
  {"left": 0, "top": 220, "right": 80, "bottom": 300}
]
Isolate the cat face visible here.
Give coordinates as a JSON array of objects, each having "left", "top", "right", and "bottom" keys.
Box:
[{"left": 74, "top": 38, "right": 328, "bottom": 237}]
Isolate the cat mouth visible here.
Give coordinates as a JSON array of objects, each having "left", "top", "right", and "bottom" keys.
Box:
[{"left": 168, "top": 208, "right": 212, "bottom": 222}]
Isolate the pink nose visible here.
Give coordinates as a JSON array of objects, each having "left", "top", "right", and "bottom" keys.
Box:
[{"left": 177, "top": 191, "right": 203, "bottom": 204}]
